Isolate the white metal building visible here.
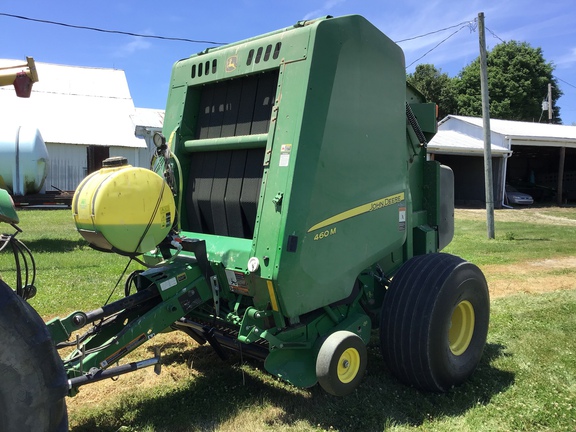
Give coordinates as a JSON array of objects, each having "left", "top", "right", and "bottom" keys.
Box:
[
  {"left": 0, "top": 60, "right": 161, "bottom": 192},
  {"left": 133, "top": 107, "right": 165, "bottom": 167},
  {"left": 428, "top": 115, "right": 576, "bottom": 206}
]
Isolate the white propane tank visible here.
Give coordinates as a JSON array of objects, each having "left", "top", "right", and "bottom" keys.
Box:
[{"left": 0, "top": 126, "right": 49, "bottom": 196}]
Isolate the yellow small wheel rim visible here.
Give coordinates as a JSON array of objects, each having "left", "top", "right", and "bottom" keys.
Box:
[
  {"left": 449, "top": 300, "right": 475, "bottom": 356},
  {"left": 337, "top": 347, "right": 361, "bottom": 383}
]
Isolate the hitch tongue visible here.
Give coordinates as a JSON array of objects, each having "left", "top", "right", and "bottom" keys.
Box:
[
  {"left": 153, "top": 347, "right": 162, "bottom": 375},
  {"left": 68, "top": 349, "right": 162, "bottom": 390}
]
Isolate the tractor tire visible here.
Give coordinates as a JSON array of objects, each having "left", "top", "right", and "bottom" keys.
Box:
[
  {"left": 0, "top": 279, "right": 68, "bottom": 432},
  {"left": 316, "top": 330, "right": 367, "bottom": 396},
  {"left": 380, "top": 253, "right": 489, "bottom": 392}
]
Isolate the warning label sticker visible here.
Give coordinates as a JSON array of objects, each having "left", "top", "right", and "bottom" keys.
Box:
[
  {"left": 398, "top": 206, "right": 406, "bottom": 231},
  {"left": 279, "top": 144, "right": 292, "bottom": 167},
  {"left": 160, "top": 205, "right": 171, "bottom": 228},
  {"left": 100, "top": 333, "right": 147, "bottom": 369},
  {"left": 225, "top": 269, "right": 249, "bottom": 295}
]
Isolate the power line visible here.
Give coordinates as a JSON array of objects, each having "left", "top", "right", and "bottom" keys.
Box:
[
  {"left": 1, "top": 11, "right": 478, "bottom": 70},
  {"left": 556, "top": 76, "right": 576, "bottom": 91},
  {"left": 0, "top": 12, "right": 227, "bottom": 45},
  {"left": 0, "top": 11, "right": 486, "bottom": 71},
  {"left": 394, "top": 21, "right": 473, "bottom": 43},
  {"left": 6, "top": 9, "right": 576, "bottom": 96},
  {"left": 405, "top": 24, "right": 471, "bottom": 69},
  {"left": 485, "top": 27, "right": 506, "bottom": 43},
  {"left": 397, "top": 18, "right": 479, "bottom": 68},
  {"left": 401, "top": 20, "right": 508, "bottom": 68},
  {"left": 484, "top": 24, "right": 576, "bottom": 94},
  {"left": 476, "top": 24, "right": 576, "bottom": 96}
]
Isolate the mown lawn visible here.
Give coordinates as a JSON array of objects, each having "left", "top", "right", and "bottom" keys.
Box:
[{"left": 1, "top": 208, "right": 575, "bottom": 431}]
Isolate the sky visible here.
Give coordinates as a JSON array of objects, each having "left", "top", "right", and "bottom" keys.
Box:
[{"left": 1, "top": 0, "right": 576, "bottom": 124}]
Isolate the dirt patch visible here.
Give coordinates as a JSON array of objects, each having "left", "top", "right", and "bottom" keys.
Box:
[
  {"left": 66, "top": 332, "right": 200, "bottom": 415},
  {"left": 454, "top": 208, "right": 576, "bottom": 297},
  {"left": 480, "top": 256, "right": 576, "bottom": 298},
  {"left": 457, "top": 207, "right": 576, "bottom": 226}
]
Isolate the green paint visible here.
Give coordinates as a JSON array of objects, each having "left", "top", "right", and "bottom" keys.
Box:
[
  {"left": 0, "top": 189, "right": 18, "bottom": 224},
  {"left": 155, "top": 15, "right": 445, "bottom": 387},
  {"left": 56, "top": 15, "right": 446, "bottom": 392}
]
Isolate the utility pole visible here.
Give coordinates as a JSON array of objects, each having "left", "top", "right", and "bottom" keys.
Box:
[
  {"left": 550, "top": 82, "right": 566, "bottom": 206},
  {"left": 478, "top": 12, "right": 495, "bottom": 239},
  {"left": 548, "top": 83, "right": 553, "bottom": 123}
]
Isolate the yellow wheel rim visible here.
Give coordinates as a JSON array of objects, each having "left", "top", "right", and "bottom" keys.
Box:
[
  {"left": 449, "top": 300, "right": 475, "bottom": 356},
  {"left": 337, "top": 347, "right": 361, "bottom": 383}
]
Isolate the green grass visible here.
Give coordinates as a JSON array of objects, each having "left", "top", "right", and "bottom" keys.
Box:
[
  {"left": 67, "top": 290, "right": 576, "bottom": 432},
  {"left": 1, "top": 208, "right": 576, "bottom": 431},
  {"left": 537, "top": 209, "right": 576, "bottom": 221},
  {"left": 443, "top": 216, "right": 576, "bottom": 266},
  {"left": 0, "top": 209, "right": 143, "bottom": 317}
]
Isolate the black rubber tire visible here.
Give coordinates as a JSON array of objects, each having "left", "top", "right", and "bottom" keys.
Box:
[
  {"left": 0, "top": 279, "right": 69, "bottom": 432},
  {"left": 316, "top": 330, "right": 367, "bottom": 396},
  {"left": 380, "top": 253, "right": 489, "bottom": 392}
]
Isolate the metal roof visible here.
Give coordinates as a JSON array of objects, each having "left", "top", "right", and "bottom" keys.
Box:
[
  {"left": 132, "top": 108, "right": 165, "bottom": 129},
  {"left": 439, "top": 115, "right": 576, "bottom": 147},
  {"left": 427, "top": 130, "right": 510, "bottom": 156},
  {"left": 0, "top": 60, "right": 146, "bottom": 148}
]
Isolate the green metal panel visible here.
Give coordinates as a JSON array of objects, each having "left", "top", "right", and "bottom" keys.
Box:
[
  {"left": 162, "top": 15, "right": 439, "bottom": 320},
  {"left": 58, "top": 262, "right": 212, "bottom": 378},
  {"left": 254, "top": 16, "right": 410, "bottom": 317},
  {"left": 48, "top": 14, "right": 451, "bottom": 392},
  {"left": 410, "top": 103, "right": 438, "bottom": 134}
]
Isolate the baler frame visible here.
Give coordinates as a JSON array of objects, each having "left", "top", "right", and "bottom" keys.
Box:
[{"left": 0, "top": 15, "right": 490, "bottom": 432}]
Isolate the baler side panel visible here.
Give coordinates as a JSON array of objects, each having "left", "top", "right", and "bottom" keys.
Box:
[{"left": 269, "top": 16, "right": 410, "bottom": 317}]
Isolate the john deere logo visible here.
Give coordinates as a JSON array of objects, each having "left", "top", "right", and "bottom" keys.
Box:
[{"left": 226, "top": 56, "right": 238, "bottom": 72}]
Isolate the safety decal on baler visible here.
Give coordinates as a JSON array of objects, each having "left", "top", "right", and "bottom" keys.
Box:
[
  {"left": 100, "top": 333, "right": 148, "bottom": 369},
  {"left": 307, "top": 192, "right": 405, "bottom": 233},
  {"left": 225, "top": 269, "right": 249, "bottom": 295},
  {"left": 398, "top": 206, "right": 406, "bottom": 231},
  {"left": 160, "top": 277, "right": 177, "bottom": 292},
  {"left": 279, "top": 144, "right": 292, "bottom": 167}
]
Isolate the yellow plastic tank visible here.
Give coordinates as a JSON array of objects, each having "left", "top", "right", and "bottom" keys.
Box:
[{"left": 72, "top": 157, "right": 175, "bottom": 255}]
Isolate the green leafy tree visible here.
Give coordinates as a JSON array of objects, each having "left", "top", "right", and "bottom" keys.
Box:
[
  {"left": 407, "top": 64, "right": 457, "bottom": 119},
  {"left": 456, "top": 40, "right": 562, "bottom": 123}
]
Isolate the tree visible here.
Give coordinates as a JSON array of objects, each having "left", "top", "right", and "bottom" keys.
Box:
[
  {"left": 456, "top": 41, "right": 563, "bottom": 123},
  {"left": 407, "top": 64, "right": 457, "bottom": 120}
]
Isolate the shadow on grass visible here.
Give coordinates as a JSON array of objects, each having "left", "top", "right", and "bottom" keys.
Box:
[
  {"left": 508, "top": 238, "right": 551, "bottom": 242},
  {"left": 21, "top": 238, "right": 88, "bottom": 253},
  {"left": 69, "top": 341, "right": 513, "bottom": 432}
]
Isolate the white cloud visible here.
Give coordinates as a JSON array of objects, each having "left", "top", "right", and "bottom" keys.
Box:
[
  {"left": 554, "top": 47, "right": 576, "bottom": 69},
  {"left": 303, "top": 0, "right": 347, "bottom": 20},
  {"left": 113, "top": 37, "right": 152, "bottom": 58}
]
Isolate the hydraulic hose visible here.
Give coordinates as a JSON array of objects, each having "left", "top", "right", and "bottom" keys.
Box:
[{"left": 0, "top": 232, "right": 36, "bottom": 299}]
